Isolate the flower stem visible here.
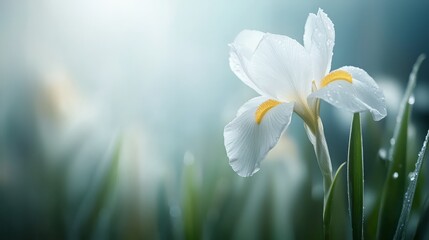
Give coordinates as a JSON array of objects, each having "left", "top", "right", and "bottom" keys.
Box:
[
  {"left": 315, "top": 121, "right": 333, "bottom": 200},
  {"left": 305, "top": 118, "right": 333, "bottom": 202},
  {"left": 305, "top": 117, "right": 334, "bottom": 240}
]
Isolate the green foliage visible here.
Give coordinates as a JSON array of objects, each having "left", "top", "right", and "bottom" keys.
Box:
[
  {"left": 347, "top": 113, "right": 363, "bottom": 240},
  {"left": 1, "top": 56, "right": 428, "bottom": 240},
  {"left": 376, "top": 54, "right": 425, "bottom": 239},
  {"left": 74, "top": 139, "right": 121, "bottom": 239},
  {"left": 377, "top": 102, "right": 411, "bottom": 239},
  {"left": 394, "top": 130, "right": 429, "bottom": 239},
  {"left": 182, "top": 161, "right": 202, "bottom": 240},
  {"left": 324, "top": 162, "right": 347, "bottom": 239},
  {"left": 414, "top": 199, "right": 429, "bottom": 239}
]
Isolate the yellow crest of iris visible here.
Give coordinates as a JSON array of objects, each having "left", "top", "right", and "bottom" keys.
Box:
[
  {"left": 254, "top": 70, "right": 353, "bottom": 124},
  {"left": 320, "top": 70, "right": 353, "bottom": 87},
  {"left": 255, "top": 99, "right": 281, "bottom": 124}
]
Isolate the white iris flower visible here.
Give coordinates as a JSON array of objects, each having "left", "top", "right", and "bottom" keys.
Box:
[{"left": 224, "top": 9, "right": 386, "bottom": 180}]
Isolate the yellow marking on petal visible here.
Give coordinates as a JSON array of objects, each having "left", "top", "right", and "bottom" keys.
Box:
[
  {"left": 255, "top": 99, "right": 281, "bottom": 124},
  {"left": 320, "top": 70, "right": 353, "bottom": 87}
]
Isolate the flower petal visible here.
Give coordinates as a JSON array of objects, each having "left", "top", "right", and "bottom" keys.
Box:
[
  {"left": 309, "top": 66, "right": 387, "bottom": 121},
  {"left": 229, "top": 30, "right": 267, "bottom": 96},
  {"left": 224, "top": 97, "right": 294, "bottom": 177},
  {"left": 304, "top": 8, "right": 335, "bottom": 81},
  {"left": 247, "top": 33, "right": 313, "bottom": 102}
]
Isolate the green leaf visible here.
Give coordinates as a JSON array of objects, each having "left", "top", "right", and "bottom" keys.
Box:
[
  {"left": 347, "top": 113, "right": 363, "bottom": 240},
  {"left": 377, "top": 54, "right": 425, "bottom": 239},
  {"left": 414, "top": 198, "right": 429, "bottom": 239},
  {"left": 182, "top": 161, "right": 201, "bottom": 240},
  {"left": 157, "top": 183, "right": 174, "bottom": 240},
  {"left": 324, "top": 162, "right": 346, "bottom": 240},
  {"left": 377, "top": 102, "right": 411, "bottom": 239},
  {"left": 394, "top": 130, "right": 429, "bottom": 239},
  {"left": 400, "top": 54, "right": 425, "bottom": 110},
  {"left": 74, "top": 138, "right": 121, "bottom": 239}
]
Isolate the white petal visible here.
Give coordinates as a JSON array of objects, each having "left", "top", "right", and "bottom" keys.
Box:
[
  {"left": 224, "top": 97, "right": 294, "bottom": 177},
  {"left": 247, "top": 33, "right": 313, "bottom": 102},
  {"left": 309, "top": 66, "right": 387, "bottom": 121},
  {"left": 304, "top": 8, "right": 335, "bottom": 81},
  {"left": 229, "top": 30, "right": 267, "bottom": 96},
  {"left": 236, "top": 96, "right": 267, "bottom": 117}
]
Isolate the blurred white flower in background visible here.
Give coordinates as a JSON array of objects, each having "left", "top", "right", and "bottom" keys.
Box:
[{"left": 36, "top": 68, "right": 99, "bottom": 156}]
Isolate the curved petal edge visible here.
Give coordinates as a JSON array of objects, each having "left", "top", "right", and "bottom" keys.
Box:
[
  {"left": 309, "top": 66, "right": 387, "bottom": 121},
  {"left": 224, "top": 97, "right": 294, "bottom": 177}
]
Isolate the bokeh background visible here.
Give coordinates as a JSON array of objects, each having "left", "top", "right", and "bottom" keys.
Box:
[{"left": 1, "top": 0, "right": 428, "bottom": 239}]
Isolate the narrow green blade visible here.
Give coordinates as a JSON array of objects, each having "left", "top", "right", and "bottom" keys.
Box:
[
  {"left": 182, "top": 161, "right": 201, "bottom": 240},
  {"left": 73, "top": 139, "right": 121, "bottom": 239},
  {"left": 377, "top": 102, "right": 411, "bottom": 239},
  {"left": 400, "top": 54, "right": 425, "bottom": 112},
  {"left": 324, "top": 162, "right": 346, "bottom": 239},
  {"left": 414, "top": 198, "right": 429, "bottom": 239},
  {"left": 377, "top": 55, "right": 425, "bottom": 239},
  {"left": 347, "top": 113, "right": 363, "bottom": 240},
  {"left": 394, "top": 130, "right": 429, "bottom": 239}
]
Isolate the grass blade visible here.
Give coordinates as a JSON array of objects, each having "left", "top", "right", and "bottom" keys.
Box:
[
  {"left": 399, "top": 54, "right": 425, "bottom": 114},
  {"left": 182, "top": 160, "right": 201, "bottom": 240},
  {"left": 324, "top": 162, "right": 346, "bottom": 239},
  {"left": 414, "top": 198, "right": 429, "bottom": 239},
  {"left": 394, "top": 130, "right": 429, "bottom": 239},
  {"left": 347, "top": 113, "right": 363, "bottom": 240},
  {"left": 377, "top": 55, "right": 425, "bottom": 239},
  {"left": 377, "top": 102, "right": 411, "bottom": 239},
  {"left": 71, "top": 138, "right": 121, "bottom": 239}
]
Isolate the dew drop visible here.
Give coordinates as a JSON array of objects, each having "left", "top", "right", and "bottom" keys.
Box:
[
  {"left": 409, "top": 172, "right": 416, "bottom": 181},
  {"left": 393, "top": 172, "right": 399, "bottom": 179},
  {"left": 326, "top": 93, "right": 333, "bottom": 102},
  {"left": 408, "top": 95, "right": 415, "bottom": 105},
  {"left": 378, "top": 149, "right": 387, "bottom": 160},
  {"left": 390, "top": 138, "right": 396, "bottom": 145}
]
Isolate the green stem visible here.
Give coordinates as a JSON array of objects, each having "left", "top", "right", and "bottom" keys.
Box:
[
  {"left": 306, "top": 118, "right": 334, "bottom": 240},
  {"left": 316, "top": 120, "right": 333, "bottom": 202},
  {"left": 305, "top": 118, "right": 334, "bottom": 203}
]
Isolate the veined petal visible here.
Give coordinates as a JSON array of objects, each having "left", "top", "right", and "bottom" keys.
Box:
[
  {"left": 224, "top": 97, "right": 294, "bottom": 177},
  {"left": 236, "top": 96, "right": 268, "bottom": 116},
  {"left": 247, "top": 33, "right": 313, "bottom": 102},
  {"left": 304, "top": 8, "right": 335, "bottom": 81},
  {"left": 229, "top": 30, "right": 267, "bottom": 96},
  {"left": 309, "top": 66, "right": 387, "bottom": 121}
]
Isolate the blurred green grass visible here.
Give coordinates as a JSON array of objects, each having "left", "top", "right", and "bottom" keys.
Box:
[{"left": 1, "top": 1, "right": 429, "bottom": 239}]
